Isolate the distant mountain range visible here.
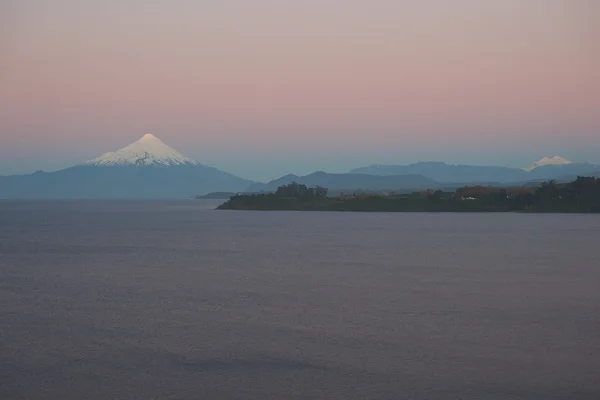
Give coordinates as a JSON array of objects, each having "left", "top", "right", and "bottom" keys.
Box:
[
  {"left": 1, "top": 136, "right": 598, "bottom": 199},
  {"left": 350, "top": 158, "right": 600, "bottom": 184},
  {"left": 0, "top": 134, "right": 253, "bottom": 199},
  {"left": 247, "top": 157, "right": 599, "bottom": 196}
]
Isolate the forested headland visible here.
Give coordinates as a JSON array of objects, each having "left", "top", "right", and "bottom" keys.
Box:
[{"left": 217, "top": 177, "right": 600, "bottom": 213}]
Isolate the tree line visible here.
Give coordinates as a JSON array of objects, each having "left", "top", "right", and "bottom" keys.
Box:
[{"left": 275, "top": 182, "right": 328, "bottom": 198}]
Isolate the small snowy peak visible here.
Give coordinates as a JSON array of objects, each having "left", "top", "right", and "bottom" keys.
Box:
[
  {"left": 524, "top": 156, "right": 572, "bottom": 172},
  {"left": 87, "top": 134, "right": 198, "bottom": 167}
]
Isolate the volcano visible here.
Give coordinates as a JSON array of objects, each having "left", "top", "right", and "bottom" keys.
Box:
[{"left": 0, "top": 134, "right": 254, "bottom": 199}]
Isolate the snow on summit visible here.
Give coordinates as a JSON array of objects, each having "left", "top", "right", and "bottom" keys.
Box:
[
  {"left": 524, "top": 156, "right": 572, "bottom": 172},
  {"left": 87, "top": 134, "right": 198, "bottom": 167}
]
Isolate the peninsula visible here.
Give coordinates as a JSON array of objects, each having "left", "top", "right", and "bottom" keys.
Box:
[{"left": 217, "top": 177, "right": 600, "bottom": 213}]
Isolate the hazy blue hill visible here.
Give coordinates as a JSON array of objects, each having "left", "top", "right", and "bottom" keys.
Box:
[
  {"left": 253, "top": 174, "right": 301, "bottom": 190},
  {"left": 0, "top": 164, "right": 254, "bottom": 199},
  {"left": 350, "top": 162, "right": 529, "bottom": 183},
  {"left": 246, "top": 171, "right": 438, "bottom": 193}
]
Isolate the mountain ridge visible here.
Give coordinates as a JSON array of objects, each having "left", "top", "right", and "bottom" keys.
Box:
[{"left": 350, "top": 160, "right": 598, "bottom": 183}]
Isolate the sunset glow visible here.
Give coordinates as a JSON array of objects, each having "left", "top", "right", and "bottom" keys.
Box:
[{"left": 1, "top": 0, "right": 599, "bottom": 179}]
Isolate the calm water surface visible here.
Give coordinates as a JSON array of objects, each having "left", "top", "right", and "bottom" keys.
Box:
[{"left": 1, "top": 201, "right": 599, "bottom": 399}]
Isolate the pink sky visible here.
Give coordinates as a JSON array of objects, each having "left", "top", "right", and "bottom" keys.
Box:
[{"left": 1, "top": 0, "right": 599, "bottom": 179}]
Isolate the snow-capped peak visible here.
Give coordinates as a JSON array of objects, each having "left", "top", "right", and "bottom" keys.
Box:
[
  {"left": 87, "top": 134, "right": 198, "bottom": 167},
  {"left": 524, "top": 156, "right": 572, "bottom": 172}
]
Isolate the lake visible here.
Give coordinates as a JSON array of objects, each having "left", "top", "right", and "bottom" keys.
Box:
[{"left": 1, "top": 200, "right": 599, "bottom": 399}]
